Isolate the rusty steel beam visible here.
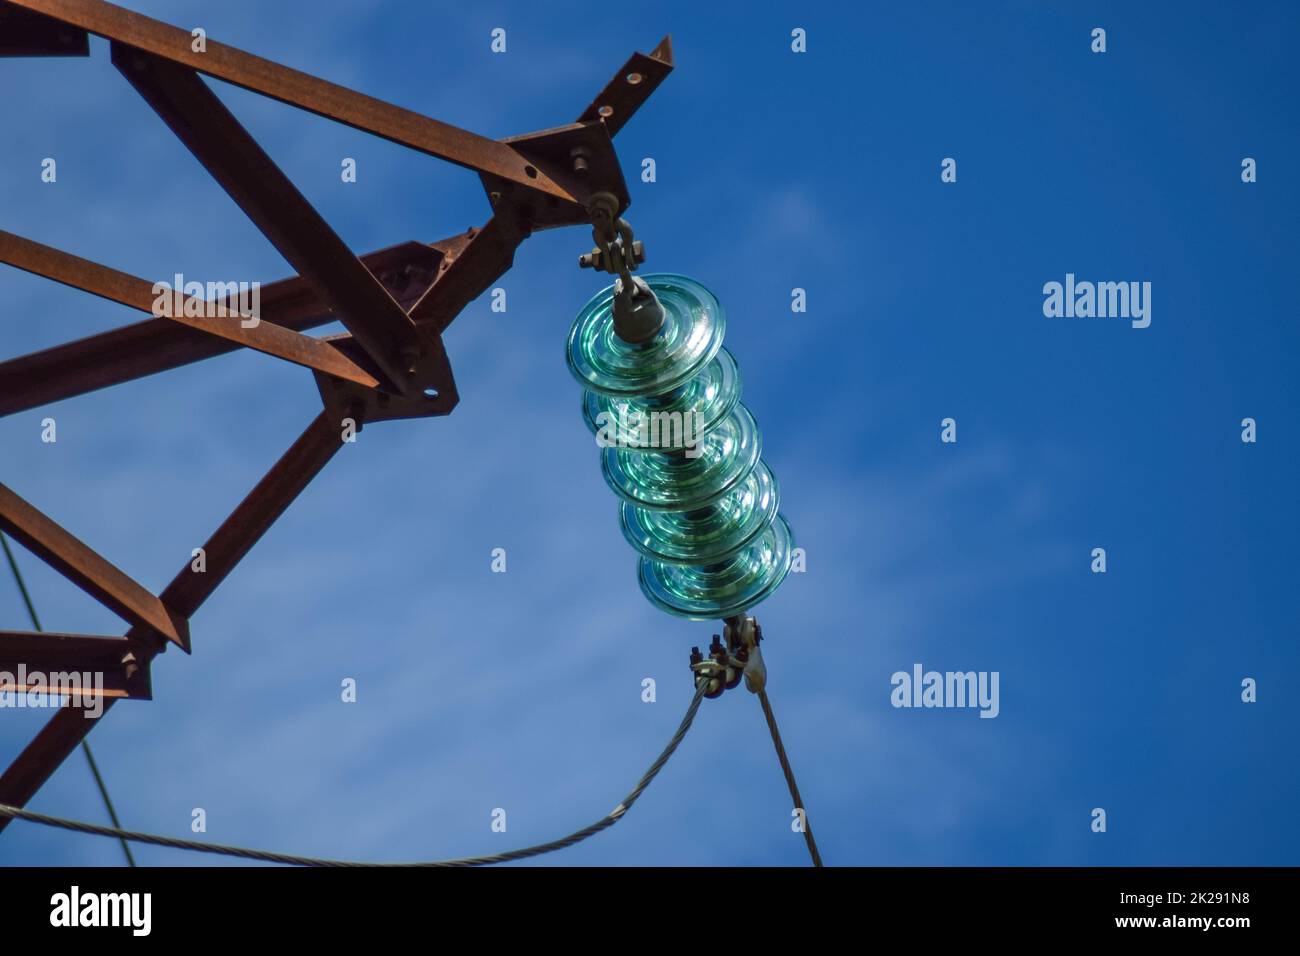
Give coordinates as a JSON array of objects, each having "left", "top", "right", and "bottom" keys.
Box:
[
  {"left": 578, "top": 35, "right": 674, "bottom": 136},
  {"left": 316, "top": 217, "right": 527, "bottom": 422},
  {"left": 156, "top": 410, "right": 346, "bottom": 619},
  {"left": 0, "top": 0, "right": 87, "bottom": 56},
  {"left": 0, "top": 30, "right": 674, "bottom": 414},
  {"left": 0, "top": 220, "right": 521, "bottom": 418},
  {"left": 0, "top": 241, "right": 443, "bottom": 417},
  {"left": 0, "top": 630, "right": 149, "bottom": 700},
  {"left": 0, "top": 410, "right": 346, "bottom": 823},
  {"left": 0, "top": 8, "right": 676, "bottom": 834},
  {"left": 476, "top": 37, "right": 671, "bottom": 230},
  {"left": 407, "top": 217, "right": 525, "bottom": 332},
  {"left": 114, "top": 46, "right": 451, "bottom": 397},
  {"left": 0, "top": 219, "right": 518, "bottom": 417},
  {"left": 4, "top": 0, "right": 575, "bottom": 203},
  {"left": 0, "top": 483, "right": 189, "bottom": 651},
  {"left": 310, "top": 217, "right": 533, "bottom": 422},
  {"left": 0, "top": 700, "right": 117, "bottom": 833},
  {"left": 487, "top": 123, "right": 628, "bottom": 231},
  {"left": 0, "top": 230, "right": 379, "bottom": 388}
]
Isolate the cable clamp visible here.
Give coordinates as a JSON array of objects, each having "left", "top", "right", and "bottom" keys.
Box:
[
  {"left": 725, "top": 616, "right": 766, "bottom": 694},
  {"left": 689, "top": 617, "right": 767, "bottom": 698}
]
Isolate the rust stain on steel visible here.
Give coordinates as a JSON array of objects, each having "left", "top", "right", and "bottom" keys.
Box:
[
  {"left": 0, "top": 411, "right": 347, "bottom": 830},
  {"left": 407, "top": 217, "right": 526, "bottom": 332},
  {"left": 156, "top": 411, "right": 347, "bottom": 619},
  {"left": 578, "top": 35, "right": 673, "bottom": 136},
  {"left": 0, "top": 0, "right": 88, "bottom": 56},
  {"left": 0, "top": 0, "right": 88, "bottom": 57},
  {"left": 6, "top": 0, "right": 574, "bottom": 201},
  {"left": 0, "top": 241, "right": 444, "bottom": 416},
  {"left": 0, "top": 700, "right": 118, "bottom": 830},
  {"left": 0, "top": 630, "right": 149, "bottom": 700},
  {"left": 113, "top": 46, "right": 441, "bottom": 396},
  {"left": 0, "top": 484, "right": 190, "bottom": 651},
  {"left": 0, "top": 230, "right": 380, "bottom": 388},
  {"left": 0, "top": 0, "right": 673, "bottom": 831}
]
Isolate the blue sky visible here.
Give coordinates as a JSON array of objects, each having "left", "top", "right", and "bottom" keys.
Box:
[{"left": 1, "top": 0, "right": 1296, "bottom": 866}]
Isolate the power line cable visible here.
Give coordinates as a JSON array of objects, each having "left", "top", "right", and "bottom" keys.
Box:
[
  {"left": 1, "top": 530, "right": 135, "bottom": 866},
  {"left": 6, "top": 537, "right": 810, "bottom": 868},
  {"left": 757, "top": 687, "right": 822, "bottom": 867},
  {"left": 0, "top": 680, "right": 709, "bottom": 866}
]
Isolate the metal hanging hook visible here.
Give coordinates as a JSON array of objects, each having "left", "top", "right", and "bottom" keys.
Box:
[{"left": 578, "top": 191, "right": 663, "bottom": 343}]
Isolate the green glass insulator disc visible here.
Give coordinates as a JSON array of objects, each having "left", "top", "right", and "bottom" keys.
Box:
[
  {"left": 601, "top": 404, "right": 761, "bottom": 511},
  {"left": 582, "top": 347, "right": 741, "bottom": 452},
  {"left": 566, "top": 273, "right": 726, "bottom": 398},
  {"left": 638, "top": 515, "right": 795, "bottom": 620},
  {"left": 620, "top": 460, "right": 780, "bottom": 565}
]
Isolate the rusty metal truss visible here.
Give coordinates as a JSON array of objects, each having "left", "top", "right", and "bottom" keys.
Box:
[{"left": 0, "top": 0, "right": 672, "bottom": 834}]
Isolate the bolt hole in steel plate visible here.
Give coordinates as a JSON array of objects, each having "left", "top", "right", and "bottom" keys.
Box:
[
  {"left": 598, "top": 104, "right": 614, "bottom": 118},
  {"left": 626, "top": 72, "right": 643, "bottom": 84}
]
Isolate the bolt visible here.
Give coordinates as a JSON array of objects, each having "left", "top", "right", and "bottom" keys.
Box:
[{"left": 401, "top": 345, "right": 421, "bottom": 376}]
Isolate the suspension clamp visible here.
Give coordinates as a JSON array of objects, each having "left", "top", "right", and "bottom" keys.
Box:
[{"left": 689, "top": 615, "right": 766, "bottom": 698}]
